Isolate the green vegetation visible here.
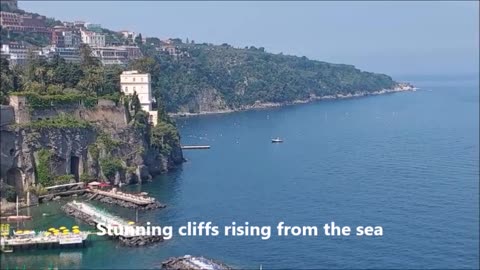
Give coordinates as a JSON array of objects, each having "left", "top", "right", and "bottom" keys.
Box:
[
  {"left": 130, "top": 43, "right": 397, "bottom": 112},
  {"left": 19, "top": 113, "right": 92, "bottom": 130},
  {"left": 1, "top": 46, "right": 124, "bottom": 105},
  {"left": 54, "top": 174, "right": 75, "bottom": 184},
  {"left": 151, "top": 121, "right": 180, "bottom": 156},
  {"left": 0, "top": 183, "right": 17, "bottom": 202},
  {"left": 28, "top": 185, "right": 48, "bottom": 196},
  {"left": 10, "top": 92, "right": 98, "bottom": 109},
  {"left": 100, "top": 158, "right": 123, "bottom": 180},
  {"left": 36, "top": 149, "right": 53, "bottom": 187}
]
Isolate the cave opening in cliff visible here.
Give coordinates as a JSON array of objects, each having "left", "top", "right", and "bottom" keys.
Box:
[
  {"left": 6, "top": 168, "right": 23, "bottom": 197},
  {"left": 70, "top": 156, "right": 80, "bottom": 182}
]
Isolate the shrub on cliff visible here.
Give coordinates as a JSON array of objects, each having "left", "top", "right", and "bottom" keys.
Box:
[
  {"left": 100, "top": 158, "right": 123, "bottom": 181},
  {"left": 36, "top": 148, "right": 53, "bottom": 187}
]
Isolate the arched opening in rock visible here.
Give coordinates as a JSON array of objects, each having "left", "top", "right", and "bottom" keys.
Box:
[
  {"left": 70, "top": 156, "right": 80, "bottom": 182},
  {"left": 6, "top": 168, "right": 23, "bottom": 197}
]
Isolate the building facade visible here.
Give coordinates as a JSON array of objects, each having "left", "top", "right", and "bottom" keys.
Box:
[
  {"left": 41, "top": 46, "right": 81, "bottom": 63},
  {"left": 80, "top": 29, "right": 106, "bottom": 47},
  {"left": 52, "top": 26, "right": 81, "bottom": 48},
  {"left": 0, "top": 11, "right": 49, "bottom": 34},
  {"left": 1, "top": 42, "right": 40, "bottom": 66},
  {"left": 120, "top": 70, "right": 158, "bottom": 125}
]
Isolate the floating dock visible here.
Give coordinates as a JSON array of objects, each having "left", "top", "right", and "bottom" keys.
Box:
[
  {"left": 181, "top": 145, "right": 211, "bottom": 150},
  {"left": 0, "top": 229, "right": 89, "bottom": 253},
  {"left": 162, "top": 255, "right": 231, "bottom": 270},
  {"left": 62, "top": 201, "right": 162, "bottom": 246}
]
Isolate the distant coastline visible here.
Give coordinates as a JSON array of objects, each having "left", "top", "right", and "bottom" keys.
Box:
[{"left": 170, "top": 83, "right": 416, "bottom": 118}]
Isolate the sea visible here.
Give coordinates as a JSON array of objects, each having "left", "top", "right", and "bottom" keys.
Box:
[{"left": 1, "top": 74, "right": 478, "bottom": 269}]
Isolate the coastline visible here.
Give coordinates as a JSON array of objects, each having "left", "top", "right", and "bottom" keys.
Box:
[{"left": 169, "top": 83, "right": 417, "bottom": 118}]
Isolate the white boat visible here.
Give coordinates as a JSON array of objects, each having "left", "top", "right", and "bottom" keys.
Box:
[{"left": 271, "top": 137, "right": 283, "bottom": 143}]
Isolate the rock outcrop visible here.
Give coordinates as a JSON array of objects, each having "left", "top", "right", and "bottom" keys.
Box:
[{"left": 0, "top": 101, "right": 183, "bottom": 198}]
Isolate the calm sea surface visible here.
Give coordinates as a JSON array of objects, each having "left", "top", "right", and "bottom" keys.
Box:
[{"left": 1, "top": 75, "right": 479, "bottom": 269}]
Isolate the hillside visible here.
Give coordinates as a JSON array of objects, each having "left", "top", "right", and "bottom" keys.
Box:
[
  {"left": 1, "top": 8, "right": 409, "bottom": 114},
  {"left": 135, "top": 43, "right": 403, "bottom": 114}
]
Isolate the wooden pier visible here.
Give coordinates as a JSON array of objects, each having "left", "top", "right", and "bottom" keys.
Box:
[
  {"left": 181, "top": 145, "right": 211, "bottom": 150},
  {"left": 87, "top": 189, "right": 156, "bottom": 206}
]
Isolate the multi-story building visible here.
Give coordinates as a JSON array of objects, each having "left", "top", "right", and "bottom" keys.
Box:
[
  {"left": 41, "top": 46, "right": 80, "bottom": 63},
  {"left": 52, "top": 26, "right": 81, "bottom": 48},
  {"left": 90, "top": 45, "right": 143, "bottom": 66},
  {"left": 91, "top": 46, "right": 128, "bottom": 66},
  {"left": 120, "top": 70, "right": 158, "bottom": 125},
  {"left": 80, "top": 29, "right": 105, "bottom": 47},
  {"left": 0, "top": 11, "right": 49, "bottom": 34},
  {"left": 119, "top": 30, "right": 137, "bottom": 40},
  {"left": 1, "top": 42, "right": 40, "bottom": 67}
]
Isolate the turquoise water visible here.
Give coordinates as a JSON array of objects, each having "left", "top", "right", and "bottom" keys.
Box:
[{"left": 1, "top": 75, "right": 478, "bottom": 269}]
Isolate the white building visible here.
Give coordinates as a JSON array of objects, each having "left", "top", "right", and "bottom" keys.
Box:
[
  {"left": 80, "top": 29, "right": 105, "bottom": 47},
  {"left": 1, "top": 42, "right": 40, "bottom": 66},
  {"left": 120, "top": 70, "right": 158, "bottom": 125},
  {"left": 41, "top": 46, "right": 80, "bottom": 63}
]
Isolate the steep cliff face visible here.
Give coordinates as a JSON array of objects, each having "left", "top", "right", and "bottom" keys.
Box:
[{"left": 0, "top": 103, "right": 183, "bottom": 199}]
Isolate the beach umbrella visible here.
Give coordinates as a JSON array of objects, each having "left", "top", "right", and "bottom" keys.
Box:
[
  {"left": 73, "top": 230, "right": 80, "bottom": 234},
  {"left": 15, "top": 230, "right": 23, "bottom": 234},
  {"left": 62, "top": 231, "right": 69, "bottom": 235},
  {"left": 59, "top": 226, "right": 67, "bottom": 230},
  {"left": 127, "top": 221, "right": 135, "bottom": 225},
  {"left": 53, "top": 232, "right": 59, "bottom": 236},
  {"left": 72, "top": 226, "right": 79, "bottom": 229},
  {"left": 48, "top": 228, "right": 56, "bottom": 232}
]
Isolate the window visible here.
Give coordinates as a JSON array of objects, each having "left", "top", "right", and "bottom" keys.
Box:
[
  {"left": 133, "top": 77, "right": 136, "bottom": 82},
  {"left": 125, "top": 86, "right": 128, "bottom": 92}
]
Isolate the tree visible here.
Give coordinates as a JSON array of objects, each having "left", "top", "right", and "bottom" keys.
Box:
[
  {"left": 130, "top": 91, "right": 141, "bottom": 114},
  {"left": 79, "top": 44, "right": 100, "bottom": 68},
  {"left": 156, "top": 97, "right": 169, "bottom": 124},
  {"left": 135, "top": 33, "right": 143, "bottom": 46}
]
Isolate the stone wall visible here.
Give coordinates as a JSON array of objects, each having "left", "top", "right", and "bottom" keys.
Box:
[{"left": 10, "top": 96, "right": 128, "bottom": 128}]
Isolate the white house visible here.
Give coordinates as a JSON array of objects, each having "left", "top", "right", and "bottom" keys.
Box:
[
  {"left": 120, "top": 70, "right": 158, "bottom": 125},
  {"left": 80, "top": 29, "right": 105, "bottom": 47}
]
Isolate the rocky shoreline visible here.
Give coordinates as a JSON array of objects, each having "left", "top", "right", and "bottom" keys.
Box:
[
  {"left": 83, "top": 193, "right": 165, "bottom": 210},
  {"left": 170, "top": 83, "right": 416, "bottom": 118},
  {"left": 61, "top": 203, "right": 163, "bottom": 247}
]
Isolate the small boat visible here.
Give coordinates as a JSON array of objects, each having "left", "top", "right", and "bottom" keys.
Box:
[
  {"left": 271, "top": 137, "right": 283, "bottom": 143},
  {"left": 6, "top": 215, "right": 32, "bottom": 222}
]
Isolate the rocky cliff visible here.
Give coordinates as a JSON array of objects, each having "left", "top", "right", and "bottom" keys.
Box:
[{"left": 0, "top": 101, "right": 183, "bottom": 201}]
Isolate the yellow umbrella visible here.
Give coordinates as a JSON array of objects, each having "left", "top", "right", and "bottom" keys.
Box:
[
  {"left": 48, "top": 228, "right": 56, "bottom": 232},
  {"left": 53, "top": 232, "right": 59, "bottom": 236},
  {"left": 1, "top": 232, "right": 9, "bottom": 236},
  {"left": 23, "top": 230, "right": 30, "bottom": 233},
  {"left": 59, "top": 226, "right": 67, "bottom": 230},
  {"left": 127, "top": 221, "right": 135, "bottom": 225},
  {"left": 62, "top": 231, "right": 69, "bottom": 235},
  {"left": 72, "top": 226, "right": 79, "bottom": 229},
  {"left": 15, "top": 230, "right": 23, "bottom": 234},
  {"left": 73, "top": 230, "right": 80, "bottom": 234}
]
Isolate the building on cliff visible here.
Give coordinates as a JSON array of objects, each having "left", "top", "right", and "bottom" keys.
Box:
[{"left": 120, "top": 70, "right": 158, "bottom": 125}]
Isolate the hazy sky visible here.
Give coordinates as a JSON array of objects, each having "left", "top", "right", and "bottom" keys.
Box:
[{"left": 21, "top": 1, "right": 479, "bottom": 77}]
